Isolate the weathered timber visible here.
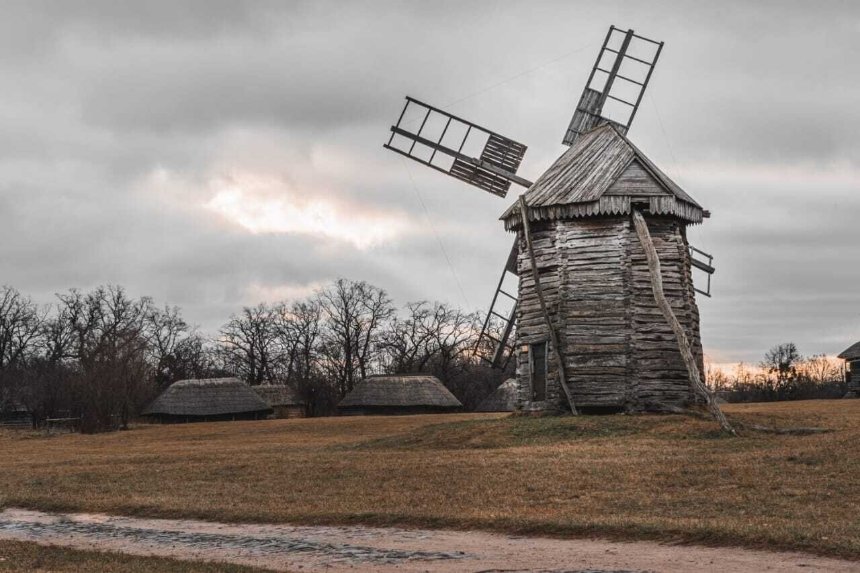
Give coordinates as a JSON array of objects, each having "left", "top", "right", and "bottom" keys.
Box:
[
  {"left": 506, "top": 123, "right": 709, "bottom": 413},
  {"left": 519, "top": 195, "right": 578, "bottom": 414},
  {"left": 631, "top": 210, "right": 735, "bottom": 434},
  {"left": 501, "top": 125, "right": 704, "bottom": 229}
]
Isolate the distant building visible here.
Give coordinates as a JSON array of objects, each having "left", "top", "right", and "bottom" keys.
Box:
[
  {"left": 143, "top": 378, "right": 272, "bottom": 423},
  {"left": 475, "top": 378, "right": 517, "bottom": 412},
  {"left": 252, "top": 384, "right": 306, "bottom": 418},
  {"left": 0, "top": 397, "right": 30, "bottom": 427},
  {"left": 837, "top": 342, "right": 860, "bottom": 398},
  {"left": 337, "top": 374, "right": 462, "bottom": 416}
]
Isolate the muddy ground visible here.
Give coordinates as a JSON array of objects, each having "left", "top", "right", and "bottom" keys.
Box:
[{"left": 1, "top": 508, "right": 857, "bottom": 572}]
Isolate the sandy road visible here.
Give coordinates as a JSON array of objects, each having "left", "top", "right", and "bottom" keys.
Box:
[{"left": 0, "top": 508, "right": 857, "bottom": 572}]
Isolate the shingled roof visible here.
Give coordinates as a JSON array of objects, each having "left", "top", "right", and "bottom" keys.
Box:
[
  {"left": 838, "top": 341, "right": 860, "bottom": 361},
  {"left": 475, "top": 378, "right": 517, "bottom": 412},
  {"left": 501, "top": 124, "right": 703, "bottom": 229},
  {"left": 338, "top": 375, "right": 462, "bottom": 410},
  {"left": 143, "top": 378, "right": 271, "bottom": 417},
  {"left": 252, "top": 384, "right": 303, "bottom": 407}
]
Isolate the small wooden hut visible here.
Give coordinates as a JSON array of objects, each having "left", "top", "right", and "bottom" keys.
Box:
[
  {"left": 337, "top": 374, "right": 462, "bottom": 416},
  {"left": 837, "top": 341, "right": 860, "bottom": 398},
  {"left": 143, "top": 378, "right": 272, "bottom": 423},
  {"left": 0, "top": 397, "right": 30, "bottom": 427},
  {"left": 500, "top": 124, "right": 705, "bottom": 414},
  {"left": 475, "top": 378, "right": 517, "bottom": 412},
  {"left": 252, "top": 384, "right": 306, "bottom": 418}
]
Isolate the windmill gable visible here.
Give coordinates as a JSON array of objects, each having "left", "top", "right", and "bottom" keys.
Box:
[{"left": 604, "top": 160, "right": 671, "bottom": 197}]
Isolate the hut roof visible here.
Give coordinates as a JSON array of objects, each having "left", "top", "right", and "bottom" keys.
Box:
[
  {"left": 252, "top": 384, "right": 303, "bottom": 407},
  {"left": 338, "top": 375, "right": 462, "bottom": 409},
  {"left": 501, "top": 124, "right": 703, "bottom": 229},
  {"left": 143, "top": 377, "right": 271, "bottom": 417},
  {"left": 475, "top": 378, "right": 517, "bottom": 412},
  {"left": 838, "top": 341, "right": 860, "bottom": 361}
]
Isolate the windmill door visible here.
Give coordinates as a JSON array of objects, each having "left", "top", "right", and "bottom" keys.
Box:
[{"left": 530, "top": 342, "right": 547, "bottom": 401}]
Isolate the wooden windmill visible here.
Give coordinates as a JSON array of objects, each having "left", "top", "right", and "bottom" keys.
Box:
[{"left": 384, "top": 26, "right": 728, "bottom": 424}]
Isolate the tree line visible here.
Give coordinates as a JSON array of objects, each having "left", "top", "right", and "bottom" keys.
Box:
[
  {"left": 706, "top": 342, "right": 847, "bottom": 402},
  {"left": 2, "top": 281, "right": 848, "bottom": 432},
  {"left": 0, "top": 280, "right": 508, "bottom": 432}
]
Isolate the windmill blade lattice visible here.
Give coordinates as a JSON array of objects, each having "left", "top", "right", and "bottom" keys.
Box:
[
  {"left": 562, "top": 26, "right": 663, "bottom": 147},
  {"left": 384, "top": 97, "right": 532, "bottom": 198}
]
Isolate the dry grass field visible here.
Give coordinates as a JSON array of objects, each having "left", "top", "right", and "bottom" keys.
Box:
[{"left": 1, "top": 400, "right": 859, "bottom": 560}]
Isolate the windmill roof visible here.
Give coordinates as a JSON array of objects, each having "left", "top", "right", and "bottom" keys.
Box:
[
  {"left": 252, "top": 383, "right": 303, "bottom": 406},
  {"left": 838, "top": 341, "right": 860, "bottom": 360},
  {"left": 475, "top": 378, "right": 517, "bottom": 412},
  {"left": 501, "top": 124, "right": 703, "bottom": 227},
  {"left": 143, "top": 377, "right": 272, "bottom": 417},
  {"left": 338, "top": 375, "right": 462, "bottom": 409}
]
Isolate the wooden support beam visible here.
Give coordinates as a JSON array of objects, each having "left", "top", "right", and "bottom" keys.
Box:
[
  {"left": 518, "top": 196, "right": 578, "bottom": 415},
  {"left": 631, "top": 209, "right": 735, "bottom": 435}
]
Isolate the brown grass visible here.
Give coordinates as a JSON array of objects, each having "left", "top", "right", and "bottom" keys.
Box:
[
  {"left": 0, "top": 540, "right": 273, "bottom": 572},
  {"left": 1, "top": 400, "right": 859, "bottom": 559}
]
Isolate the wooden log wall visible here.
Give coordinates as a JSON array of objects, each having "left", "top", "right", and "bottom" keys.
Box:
[
  {"left": 514, "top": 219, "right": 564, "bottom": 409},
  {"left": 514, "top": 215, "right": 703, "bottom": 412},
  {"left": 628, "top": 217, "right": 702, "bottom": 410}
]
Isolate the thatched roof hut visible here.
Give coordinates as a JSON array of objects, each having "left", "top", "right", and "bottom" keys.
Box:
[
  {"left": 337, "top": 374, "right": 462, "bottom": 415},
  {"left": 838, "top": 342, "right": 860, "bottom": 398},
  {"left": 143, "top": 378, "right": 272, "bottom": 423},
  {"left": 501, "top": 124, "right": 705, "bottom": 414},
  {"left": 252, "top": 384, "right": 306, "bottom": 418},
  {"left": 475, "top": 378, "right": 517, "bottom": 412}
]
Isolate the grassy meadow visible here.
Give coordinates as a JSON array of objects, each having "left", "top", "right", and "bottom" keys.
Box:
[{"left": 1, "top": 400, "right": 859, "bottom": 559}]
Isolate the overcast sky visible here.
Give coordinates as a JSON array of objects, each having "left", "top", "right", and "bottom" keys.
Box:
[{"left": 0, "top": 0, "right": 858, "bottom": 364}]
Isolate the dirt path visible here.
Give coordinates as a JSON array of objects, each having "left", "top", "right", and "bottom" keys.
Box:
[{"left": 0, "top": 508, "right": 856, "bottom": 572}]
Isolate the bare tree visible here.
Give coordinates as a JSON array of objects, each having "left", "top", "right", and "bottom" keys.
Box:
[
  {"left": 0, "top": 286, "right": 43, "bottom": 370},
  {"left": 801, "top": 354, "right": 844, "bottom": 384},
  {"left": 144, "top": 304, "right": 190, "bottom": 387},
  {"left": 380, "top": 301, "right": 438, "bottom": 373},
  {"left": 318, "top": 279, "right": 393, "bottom": 396},
  {"left": 160, "top": 332, "right": 221, "bottom": 383},
  {"left": 274, "top": 299, "right": 335, "bottom": 415},
  {"left": 43, "top": 286, "right": 156, "bottom": 431},
  {"left": 0, "top": 287, "right": 44, "bottom": 422},
  {"left": 760, "top": 342, "right": 802, "bottom": 389},
  {"left": 219, "top": 303, "right": 281, "bottom": 385}
]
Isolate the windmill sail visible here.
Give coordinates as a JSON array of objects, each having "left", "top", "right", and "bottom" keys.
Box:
[
  {"left": 563, "top": 26, "right": 663, "bottom": 146},
  {"left": 384, "top": 97, "right": 532, "bottom": 198},
  {"left": 474, "top": 241, "right": 519, "bottom": 368}
]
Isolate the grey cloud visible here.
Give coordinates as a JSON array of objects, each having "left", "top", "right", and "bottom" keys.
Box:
[{"left": 0, "top": 0, "right": 859, "bottom": 364}]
